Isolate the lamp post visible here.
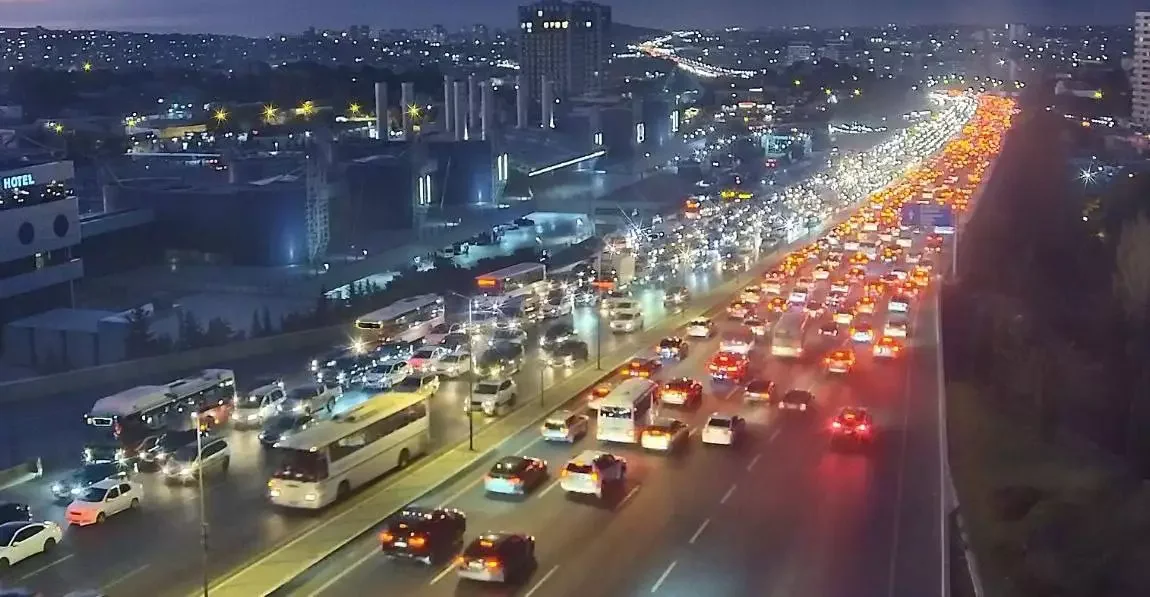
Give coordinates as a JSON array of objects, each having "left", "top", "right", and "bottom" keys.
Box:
[
  {"left": 192, "top": 412, "right": 209, "bottom": 597},
  {"left": 466, "top": 299, "right": 476, "bottom": 451}
]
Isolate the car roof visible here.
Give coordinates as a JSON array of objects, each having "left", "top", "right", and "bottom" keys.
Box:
[
  {"left": 0, "top": 521, "right": 32, "bottom": 531},
  {"left": 90, "top": 478, "right": 124, "bottom": 489},
  {"left": 572, "top": 449, "right": 609, "bottom": 464},
  {"left": 707, "top": 412, "right": 734, "bottom": 421}
]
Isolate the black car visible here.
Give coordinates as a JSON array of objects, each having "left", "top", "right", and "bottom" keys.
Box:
[
  {"left": 259, "top": 414, "right": 315, "bottom": 447},
  {"left": 0, "top": 502, "right": 31, "bottom": 525},
  {"left": 50, "top": 463, "right": 130, "bottom": 503},
  {"left": 540, "top": 323, "right": 576, "bottom": 351},
  {"left": 316, "top": 354, "right": 376, "bottom": 386},
  {"left": 456, "top": 532, "right": 537, "bottom": 583},
  {"left": 483, "top": 456, "right": 548, "bottom": 496},
  {"left": 542, "top": 339, "right": 589, "bottom": 367},
  {"left": 379, "top": 507, "right": 467, "bottom": 565},
  {"left": 744, "top": 379, "right": 777, "bottom": 403},
  {"left": 777, "top": 389, "right": 814, "bottom": 412},
  {"left": 477, "top": 344, "right": 525, "bottom": 378},
  {"left": 138, "top": 429, "right": 198, "bottom": 469},
  {"left": 657, "top": 337, "right": 690, "bottom": 360}
]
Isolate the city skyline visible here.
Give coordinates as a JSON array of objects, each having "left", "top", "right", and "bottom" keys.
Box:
[{"left": 0, "top": 0, "right": 1143, "bottom": 36}]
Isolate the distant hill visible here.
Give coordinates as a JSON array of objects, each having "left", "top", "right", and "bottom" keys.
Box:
[{"left": 612, "top": 23, "right": 668, "bottom": 44}]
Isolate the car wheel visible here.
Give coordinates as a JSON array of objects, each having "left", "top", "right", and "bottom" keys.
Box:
[
  {"left": 96, "top": 512, "right": 107, "bottom": 524},
  {"left": 0, "top": 557, "right": 8, "bottom": 569},
  {"left": 222, "top": 457, "right": 231, "bottom": 473},
  {"left": 43, "top": 538, "right": 56, "bottom": 551},
  {"left": 398, "top": 448, "right": 411, "bottom": 469},
  {"left": 337, "top": 480, "right": 352, "bottom": 500},
  {"left": 130, "top": 498, "right": 140, "bottom": 509}
]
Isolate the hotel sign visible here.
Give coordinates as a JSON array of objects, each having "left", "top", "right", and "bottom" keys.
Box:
[{"left": 2, "top": 173, "right": 35, "bottom": 190}]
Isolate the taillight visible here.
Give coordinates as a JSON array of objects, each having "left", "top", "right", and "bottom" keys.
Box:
[
  {"left": 561, "top": 469, "right": 568, "bottom": 477},
  {"left": 857, "top": 424, "right": 868, "bottom": 432},
  {"left": 485, "top": 559, "right": 501, "bottom": 569},
  {"left": 832, "top": 421, "right": 842, "bottom": 429},
  {"left": 590, "top": 472, "right": 600, "bottom": 483},
  {"left": 409, "top": 536, "right": 427, "bottom": 548},
  {"left": 380, "top": 531, "right": 394, "bottom": 543},
  {"left": 508, "top": 476, "right": 522, "bottom": 484}
]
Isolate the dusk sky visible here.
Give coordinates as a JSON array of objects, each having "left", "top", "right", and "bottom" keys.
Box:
[{"left": 0, "top": 0, "right": 1142, "bottom": 35}]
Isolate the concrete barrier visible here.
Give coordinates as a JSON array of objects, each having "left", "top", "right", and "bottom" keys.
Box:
[
  {"left": 0, "top": 457, "right": 42, "bottom": 491},
  {"left": 0, "top": 324, "right": 345, "bottom": 404}
]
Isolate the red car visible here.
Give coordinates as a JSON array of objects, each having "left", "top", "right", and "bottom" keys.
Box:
[
  {"left": 707, "top": 352, "right": 748, "bottom": 382},
  {"left": 830, "top": 407, "right": 874, "bottom": 445},
  {"left": 660, "top": 378, "right": 703, "bottom": 407}
]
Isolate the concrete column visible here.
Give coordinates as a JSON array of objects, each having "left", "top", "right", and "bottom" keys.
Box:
[
  {"left": 541, "top": 77, "right": 555, "bottom": 129},
  {"left": 443, "top": 76, "right": 454, "bottom": 135},
  {"left": 374, "top": 82, "right": 388, "bottom": 139},
  {"left": 468, "top": 73, "right": 480, "bottom": 138},
  {"left": 516, "top": 75, "right": 528, "bottom": 130},
  {"left": 401, "top": 82, "right": 415, "bottom": 138},
  {"left": 481, "top": 80, "right": 495, "bottom": 141},
  {"left": 453, "top": 80, "right": 467, "bottom": 141}
]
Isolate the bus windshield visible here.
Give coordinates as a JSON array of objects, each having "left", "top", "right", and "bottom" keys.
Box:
[
  {"left": 273, "top": 449, "right": 328, "bottom": 482},
  {"left": 599, "top": 406, "right": 634, "bottom": 419}
]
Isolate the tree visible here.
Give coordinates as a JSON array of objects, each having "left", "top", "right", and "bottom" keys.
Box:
[
  {"left": 204, "top": 317, "right": 236, "bottom": 346},
  {"left": 124, "top": 307, "right": 158, "bottom": 358},
  {"left": 178, "top": 311, "right": 205, "bottom": 350},
  {"left": 1112, "top": 213, "right": 1150, "bottom": 469},
  {"left": 250, "top": 309, "right": 265, "bottom": 338}
]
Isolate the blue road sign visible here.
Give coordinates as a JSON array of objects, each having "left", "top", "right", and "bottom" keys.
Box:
[{"left": 900, "top": 203, "right": 955, "bottom": 233}]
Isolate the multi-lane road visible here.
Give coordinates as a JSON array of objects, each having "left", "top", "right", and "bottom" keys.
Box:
[{"left": 270, "top": 239, "right": 948, "bottom": 597}]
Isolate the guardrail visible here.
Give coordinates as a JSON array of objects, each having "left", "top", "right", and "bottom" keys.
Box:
[{"left": 0, "top": 457, "right": 42, "bottom": 491}]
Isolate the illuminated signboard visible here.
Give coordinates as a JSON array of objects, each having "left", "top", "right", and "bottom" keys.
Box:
[{"left": 1, "top": 173, "right": 35, "bottom": 190}]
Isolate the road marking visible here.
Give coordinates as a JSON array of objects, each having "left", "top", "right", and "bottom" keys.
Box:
[
  {"left": 933, "top": 297, "right": 950, "bottom": 597},
  {"left": 746, "top": 453, "right": 762, "bottom": 471},
  {"left": 436, "top": 474, "right": 486, "bottom": 509},
  {"left": 720, "top": 483, "right": 736, "bottom": 505},
  {"left": 524, "top": 564, "right": 560, "bottom": 597},
  {"left": 688, "top": 518, "right": 710, "bottom": 544},
  {"left": 101, "top": 563, "right": 150, "bottom": 592},
  {"left": 688, "top": 426, "right": 698, "bottom": 438},
  {"left": 768, "top": 428, "right": 781, "bottom": 442},
  {"left": 619, "top": 484, "right": 642, "bottom": 508},
  {"left": 429, "top": 562, "right": 456, "bottom": 585},
  {"left": 539, "top": 478, "right": 563, "bottom": 498},
  {"left": 514, "top": 436, "right": 544, "bottom": 456},
  {"left": 305, "top": 547, "right": 378, "bottom": 596},
  {"left": 650, "top": 560, "right": 678, "bottom": 593},
  {"left": 885, "top": 303, "right": 923, "bottom": 597},
  {"left": 18, "top": 553, "right": 74, "bottom": 580}
]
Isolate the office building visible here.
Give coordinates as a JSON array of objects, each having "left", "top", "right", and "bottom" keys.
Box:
[
  {"left": 518, "top": 1, "right": 612, "bottom": 104},
  {"left": 0, "top": 158, "right": 82, "bottom": 327},
  {"left": 1134, "top": 12, "right": 1150, "bottom": 127},
  {"left": 786, "top": 43, "right": 814, "bottom": 65}
]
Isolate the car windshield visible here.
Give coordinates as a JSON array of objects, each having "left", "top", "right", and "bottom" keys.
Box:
[
  {"left": 747, "top": 381, "right": 772, "bottom": 393},
  {"left": 489, "top": 458, "right": 525, "bottom": 477},
  {"left": 543, "top": 421, "right": 566, "bottom": 431},
  {"left": 413, "top": 349, "right": 436, "bottom": 358},
  {"left": 463, "top": 539, "right": 502, "bottom": 559},
  {"left": 171, "top": 444, "right": 199, "bottom": 463},
  {"left": 689, "top": 320, "right": 708, "bottom": 327},
  {"left": 264, "top": 415, "right": 305, "bottom": 433},
  {"left": 287, "top": 386, "right": 321, "bottom": 401},
  {"left": 708, "top": 417, "right": 732, "bottom": 428},
  {"left": 442, "top": 355, "right": 466, "bottom": 364},
  {"left": 565, "top": 462, "right": 594, "bottom": 475},
  {"left": 78, "top": 464, "right": 117, "bottom": 483},
  {"left": 0, "top": 523, "right": 23, "bottom": 545},
  {"left": 659, "top": 339, "right": 679, "bottom": 348},
  {"left": 475, "top": 383, "right": 500, "bottom": 395},
  {"left": 78, "top": 487, "right": 107, "bottom": 502},
  {"left": 395, "top": 377, "right": 423, "bottom": 392},
  {"left": 614, "top": 312, "right": 636, "bottom": 320},
  {"left": 649, "top": 420, "right": 678, "bottom": 432}
]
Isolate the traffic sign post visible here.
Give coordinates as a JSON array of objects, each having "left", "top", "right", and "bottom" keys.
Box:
[{"left": 900, "top": 203, "right": 955, "bottom": 234}]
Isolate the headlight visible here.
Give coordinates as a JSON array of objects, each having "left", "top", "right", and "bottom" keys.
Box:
[
  {"left": 51, "top": 482, "right": 64, "bottom": 492},
  {"left": 247, "top": 414, "right": 259, "bottom": 421},
  {"left": 83, "top": 448, "right": 93, "bottom": 462},
  {"left": 292, "top": 404, "right": 306, "bottom": 413},
  {"left": 71, "top": 485, "right": 84, "bottom": 495},
  {"left": 269, "top": 488, "right": 281, "bottom": 497},
  {"left": 180, "top": 467, "right": 194, "bottom": 476},
  {"left": 115, "top": 449, "right": 126, "bottom": 460}
]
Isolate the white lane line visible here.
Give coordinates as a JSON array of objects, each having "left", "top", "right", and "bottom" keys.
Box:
[
  {"left": 524, "top": 564, "right": 560, "bottom": 597},
  {"left": 746, "top": 453, "right": 762, "bottom": 472},
  {"left": 688, "top": 518, "right": 711, "bottom": 544},
  {"left": 768, "top": 428, "right": 781, "bottom": 442},
  {"left": 650, "top": 560, "right": 678, "bottom": 593},
  {"left": 885, "top": 303, "right": 922, "bottom": 597},
  {"left": 514, "top": 436, "right": 544, "bottom": 456},
  {"left": 436, "top": 474, "right": 486, "bottom": 509},
  {"left": 19, "top": 553, "right": 74, "bottom": 580},
  {"left": 429, "top": 562, "right": 456, "bottom": 585},
  {"left": 539, "top": 478, "right": 563, "bottom": 498},
  {"left": 305, "top": 547, "right": 378, "bottom": 597},
  {"left": 688, "top": 426, "right": 698, "bottom": 438},
  {"left": 720, "top": 484, "right": 736, "bottom": 505},
  {"left": 101, "top": 563, "right": 150, "bottom": 592},
  {"left": 619, "top": 484, "right": 642, "bottom": 508}
]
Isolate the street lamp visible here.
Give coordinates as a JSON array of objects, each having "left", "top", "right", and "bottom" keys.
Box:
[{"left": 191, "top": 412, "right": 209, "bottom": 597}]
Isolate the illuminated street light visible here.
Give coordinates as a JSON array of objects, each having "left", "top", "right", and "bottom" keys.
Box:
[
  {"left": 262, "top": 105, "right": 279, "bottom": 123},
  {"left": 348, "top": 102, "right": 362, "bottom": 116},
  {"left": 406, "top": 104, "right": 422, "bottom": 120},
  {"left": 213, "top": 108, "right": 228, "bottom": 124},
  {"left": 299, "top": 100, "right": 316, "bottom": 118},
  {"left": 82, "top": 62, "right": 92, "bottom": 72}
]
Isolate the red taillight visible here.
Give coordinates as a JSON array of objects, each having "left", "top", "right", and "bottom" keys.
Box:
[
  {"left": 832, "top": 421, "right": 842, "bottom": 429},
  {"left": 857, "top": 425, "right": 868, "bottom": 432},
  {"left": 590, "top": 472, "right": 600, "bottom": 483},
  {"left": 381, "top": 531, "right": 395, "bottom": 543},
  {"left": 408, "top": 535, "right": 427, "bottom": 548},
  {"left": 485, "top": 559, "right": 501, "bottom": 569}
]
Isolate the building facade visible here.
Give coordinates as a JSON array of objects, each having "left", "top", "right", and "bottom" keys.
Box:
[
  {"left": 0, "top": 159, "right": 81, "bottom": 327},
  {"left": 518, "top": 1, "right": 612, "bottom": 104},
  {"left": 1134, "top": 12, "right": 1150, "bottom": 127}
]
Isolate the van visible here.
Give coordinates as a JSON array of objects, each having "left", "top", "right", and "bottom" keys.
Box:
[{"left": 162, "top": 438, "right": 230, "bottom": 483}]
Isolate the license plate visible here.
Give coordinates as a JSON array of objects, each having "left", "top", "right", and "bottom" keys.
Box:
[
  {"left": 469, "top": 562, "right": 484, "bottom": 569},
  {"left": 394, "top": 541, "right": 407, "bottom": 547}
]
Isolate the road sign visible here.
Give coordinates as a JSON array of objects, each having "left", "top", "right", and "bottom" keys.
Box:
[{"left": 900, "top": 203, "right": 955, "bottom": 234}]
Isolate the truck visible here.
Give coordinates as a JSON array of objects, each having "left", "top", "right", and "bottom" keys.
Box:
[{"left": 770, "top": 311, "right": 808, "bottom": 358}]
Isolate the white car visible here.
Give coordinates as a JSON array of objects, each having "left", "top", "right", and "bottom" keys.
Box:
[
  {"left": 424, "top": 322, "right": 466, "bottom": 346},
  {"left": 702, "top": 414, "right": 745, "bottom": 445},
  {"left": 888, "top": 296, "right": 910, "bottom": 313},
  {"left": 434, "top": 353, "right": 471, "bottom": 378},
  {"left": 540, "top": 410, "right": 590, "bottom": 442},
  {"left": 685, "top": 318, "right": 714, "bottom": 338},
  {"left": 0, "top": 520, "right": 62, "bottom": 567},
  {"left": 884, "top": 318, "right": 909, "bottom": 338},
  {"left": 640, "top": 418, "right": 689, "bottom": 452},
  {"left": 829, "top": 280, "right": 850, "bottom": 294},
  {"left": 393, "top": 373, "right": 441, "bottom": 396},
  {"left": 65, "top": 479, "right": 142, "bottom": 526},
  {"left": 408, "top": 346, "right": 447, "bottom": 372},
  {"left": 609, "top": 310, "right": 644, "bottom": 333},
  {"left": 762, "top": 281, "right": 783, "bottom": 295},
  {"left": 466, "top": 378, "right": 518, "bottom": 416},
  {"left": 560, "top": 451, "right": 627, "bottom": 499},
  {"left": 843, "top": 240, "right": 860, "bottom": 251},
  {"left": 361, "top": 359, "right": 412, "bottom": 389},
  {"left": 787, "top": 290, "right": 808, "bottom": 304}
]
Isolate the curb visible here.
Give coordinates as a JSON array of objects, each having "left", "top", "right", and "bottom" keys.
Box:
[{"left": 0, "top": 458, "right": 43, "bottom": 492}]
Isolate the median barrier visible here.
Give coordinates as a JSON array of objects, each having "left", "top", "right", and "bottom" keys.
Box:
[{"left": 0, "top": 457, "right": 42, "bottom": 491}]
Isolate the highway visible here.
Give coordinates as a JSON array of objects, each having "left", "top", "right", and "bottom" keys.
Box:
[{"left": 272, "top": 237, "right": 947, "bottom": 597}]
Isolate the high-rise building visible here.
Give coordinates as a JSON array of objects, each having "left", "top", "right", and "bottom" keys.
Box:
[
  {"left": 1006, "top": 23, "right": 1028, "bottom": 44},
  {"left": 518, "top": 1, "right": 612, "bottom": 104},
  {"left": 1135, "top": 12, "right": 1150, "bottom": 127}
]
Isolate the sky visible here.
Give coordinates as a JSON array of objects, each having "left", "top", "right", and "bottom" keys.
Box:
[{"left": 0, "top": 0, "right": 1143, "bottom": 36}]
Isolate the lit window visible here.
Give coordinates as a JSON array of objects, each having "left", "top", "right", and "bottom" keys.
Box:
[
  {"left": 562, "top": 21, "right": 569, "bottom": 29},
  {"left": 537, "top": 9, "right": 543, "bottom": 16},
  {"left": 586, "top": 21, "right": 592, "bottom": 27}
]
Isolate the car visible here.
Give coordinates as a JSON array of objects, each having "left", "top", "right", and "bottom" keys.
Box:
[
  {"left": 278, "top": 383, "right": 339, "bottom": 416},
  {"left": 621, "top": 357, "right": 661, "bottom": 378},
  {"left": 466, "top": 378, "right": 517, "bottom": 416},
  {"left": 744, "top": 378, "right": 776, "bottom": 403},
  {"left": 817, "top": 321, "right": 840, "bottom": 337},
  {"left": 846, "top": 266, "right": 866, "bottom": 283},
  {"left": 812, "top": 265, "right": 831, "bottom": 280},
  {"left": 727, "top": 301, "right": 752, "bottom": 320},
  {"left": 787, "top": 289, "right": 808, "bottom": 304},
  {"left": 719, "top": 329, "right": 755, "bottom": 354},
  {"left": 137, "top": 428, "right": 198, "bottom": 469},
  {"left": 664, "top": 286, "right": 691, "bottom": 307},
  {"left": 258, "top": 413, "right": 314, "bottom": 447},
  {"left": 660, "top": 377, "right": 703, "bottom": 407},
  {"left": 898, "top": 282, "right": 921, "bottom": 298},
  {"left": 873, "top": 336, "right": 903, "bottom": 358},
  {"left": 162, "top": 438, "right": 230, "bottom": 483},
  {"left": 685, "top": 318, "right": 715, "bottom": 338},
  {"left": 657, "top": 337, "right": 690, "bottom": 360},
  {"left": 766, "top": 296, "right": 788, "bottom": 312},
  {"left": 0, "top": 520, "right": 62, "bottom": 568},
  {"left": 701, "top": 413, "right": 745, "bottom": 445},
  {"left": 65, "top": 479, "right": 142, "bottom": 526},
  {"left": 540, "top": 410, "right": 590, "bottom": 442},
  {"left": 380, "top": 507, "right": 467, "bottom": 565},
  {"left": 856, "top": 297, "right": 876, "bottom": 314},
  {"left": 762, "top": 279, "right": 784, "bottom": 294},
  {"left": 777, "top": 389, "right": 814, "bottom": 412},
  {"left": 888, "top": 294, "right": 911, "bottom": 313},
  {"left": 708, "top": 351, "right": 749, "bottom": 382},
  {"left": 455, "top": 532, "right": 537, "bottom": 584},
  {"left": 640, "top": 418, "right": 690, "bottom": 452},
  {"left": 490, "top": 327, "right": 528, "bottom": 346},
  {"left": 483, "top": 456, "right": 548, "bottom": 496},
  {"left": 540, "top": 323, "right": 576, "bottom": 350},
  {"left": 744, "top": 317, "right": 768, "bottom": 336},
  {"left": 50, "top": 463, "right": 130, "bottom": 504},
  {"left": 0, "top": 503, "right": 31, "bottom": 526},
  {"left": 794, "top": 277, "right": 815, "bottom": 291},
  {"left": 884, "top": 317, "right": 909, "bottom": 338},
  {"left": 825, "top": 291, "right": 847, "bottom": 308},
  {"left": 232, "top": 378, "right": 286, "bottom": 427},
  {"left": 905, "top": 251, "right": 922, "bottom": 264},
  {"left": 560, "top": 450, "right": 627, "bottom": 499},
  {"left": 393, "top": 373, "right": 441, "bottom": 396},
  {"left": 824, "top": 349, "right": 856, "bottom": 374},
  {"left": 609, "top": 309, "right": 644, "bottom": 333},
  {"left": 829, "top": 278, "right": 850, "bottom": 294},
  {"left": 424, "top": 323, "right": 467, "bottom": 346},
  {"left": 541, "top": 296, "right": 573, "bottom": 318},
  {"left": 542, "top": 339, "right": 590, "bottom": 367},
  {"left": 362, "top": 359, "right": 413, "bottom": 389},
  {"left": 585, "top": 384, "right": 613, "bottom": 410},
  {"left": 433, "top": 353, "right": 472, "bottom": 378},
  {"left": 408, "top": 346, "right": 448, "bottom": 372},
  {"left": 830, "top": 407, "right": 875, "bottom": 445},
  {"left": 315, "top": 353, "right": 376, "bottom": 387},
  {"left": 833, "top": 308, "right": 854, "bottom": 325},
  {"left": 850, "top": 322, "right": 875, "bottom": 343},
  {"left": 476, "top": 344, "right": 524, "bottom": 378},
  {"left": 738, "top": 286, "right": 761, "bottom": 304}
]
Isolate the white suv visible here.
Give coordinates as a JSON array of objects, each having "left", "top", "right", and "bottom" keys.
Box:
[
  {"left": 467, "top": 378, "right": 518, "bottom": 416},
  {"left": 609, "top": 310, "right": 644, "bottom": 333},
  {"left": 560, "top": 450, "right": 627, "bottom": 499},
  {"left": 361, "top": 359, "right": 411, "bottom": 390}
]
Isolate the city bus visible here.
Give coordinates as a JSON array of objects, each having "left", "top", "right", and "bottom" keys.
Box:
[
  {"left": 596, "top": 378, "right": 659, "bottom": 444},
  {"left": 473, "top": 262, "right": 547, "bottom": 307},
  {"left": 267, "top": 392, "right": 430, "bottom": 509},
  {"left": 354, "top": 294, "right": 445, "bottom": 345},
  {"left": 770, "top": 311, "right": 808, "bottom": 358},
  {"left": 84, "top": 369, "right": 237, "bottom": 463}
]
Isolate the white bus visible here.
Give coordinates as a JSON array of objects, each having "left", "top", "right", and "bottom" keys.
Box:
[
  {"left": 771, "top": 311, "right": 808, "bottom": 357},
  {"left": 355, "top": 294, "right": 445, "bottom": 345},
  {"left": 267, "top": 392, "right": 430, "bottom": 509},
  {"left": 596, "top": 378, "right": 659, "bottom": 444},
  {"left": 474, "top": 263, "right": 547, "bottom": 305}
]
